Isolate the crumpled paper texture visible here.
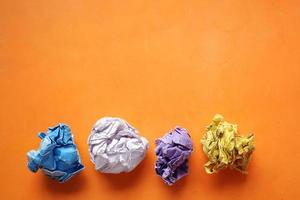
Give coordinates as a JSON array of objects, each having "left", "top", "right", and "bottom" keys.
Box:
[
  {"left": 155, "top": 126, "right": 193, "bottom": 185},
  {"left": 27, "top": 124, "right": 84, "bottom": 183},
  {"left": 88, "top": 117, "right": 149, "bottom": 173},
  {"left": 201, "top": 114, "right": 255, "bottom": 174}
]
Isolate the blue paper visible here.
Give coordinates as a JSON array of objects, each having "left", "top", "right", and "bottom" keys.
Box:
[{"left": 27, "top": 124, "right": 84, "bottom": 183}]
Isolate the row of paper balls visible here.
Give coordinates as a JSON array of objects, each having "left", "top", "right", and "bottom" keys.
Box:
[{"left": 27, "top": 115, "right": 254, "bottom": 185}]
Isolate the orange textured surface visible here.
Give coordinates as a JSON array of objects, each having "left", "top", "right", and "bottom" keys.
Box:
[{"left": 0, "top": 1, "right": 300, "bottom": 199}]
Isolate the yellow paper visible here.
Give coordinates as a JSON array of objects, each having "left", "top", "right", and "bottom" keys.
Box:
[{"left": 201, "top": 114, "right": 255, "bottom": 174}]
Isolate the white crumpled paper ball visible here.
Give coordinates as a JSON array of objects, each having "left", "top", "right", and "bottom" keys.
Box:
[{"left": 88, "top": 117, "right": 149, "bottom": 173}]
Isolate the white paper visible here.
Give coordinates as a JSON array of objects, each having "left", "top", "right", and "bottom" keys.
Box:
[{"left": 88, "top": 117, "right": 149, "bottom": 173}]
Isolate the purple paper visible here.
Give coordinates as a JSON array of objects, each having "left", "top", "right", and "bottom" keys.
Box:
[{"left": 155, "top": 126, "right": 193, "bottom": 185}]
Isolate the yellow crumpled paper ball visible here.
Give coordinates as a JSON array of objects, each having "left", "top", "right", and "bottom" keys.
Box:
[{"left": 201, "top": 114, "right": 255, "bottom": 174}]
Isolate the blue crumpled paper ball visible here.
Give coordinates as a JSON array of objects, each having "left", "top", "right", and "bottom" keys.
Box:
[
  {"left": 155, "top": 126, "right": 193, "bottom": 185},
  {"left": 27, "top": 124, "right": 84, "bottom": 183}
]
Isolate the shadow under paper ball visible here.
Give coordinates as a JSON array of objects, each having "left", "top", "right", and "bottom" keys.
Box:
[
  {"left": 161, "top": 174, "right": 188, "bottom": 192},
  {"left": 211, "top": 168, "right": 248, "bottom": 188},
  {"left": 97, "top": 152, "right": 151, "bottom": 190},
  {"left": 40, "top": 171, "right": 87, "bottom": 194},
  {"left": 212, "top": 153, "right": 256, "bottom": 187}
]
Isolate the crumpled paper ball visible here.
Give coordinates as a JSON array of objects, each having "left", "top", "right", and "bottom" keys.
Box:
[
  {"left": 155, "top": 126, "right": 193, "bottom": 185},
  {"left": 88, "top": 117, "right": 149, "bottom": 173},
  {"left": 201, "top": 114, "right": 255, "bottom": 174},
  {"left": 27, "top": 124, "right": 84, "bottom": 183}
]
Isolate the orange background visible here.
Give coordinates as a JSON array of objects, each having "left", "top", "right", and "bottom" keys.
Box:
[{"left": 0, "top": 1, "right": 300, "bottom": 199}]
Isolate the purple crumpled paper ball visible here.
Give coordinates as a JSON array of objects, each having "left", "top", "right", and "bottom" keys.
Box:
[{"left": 155, "top": 126, "right": 193, "bottom": 185}]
